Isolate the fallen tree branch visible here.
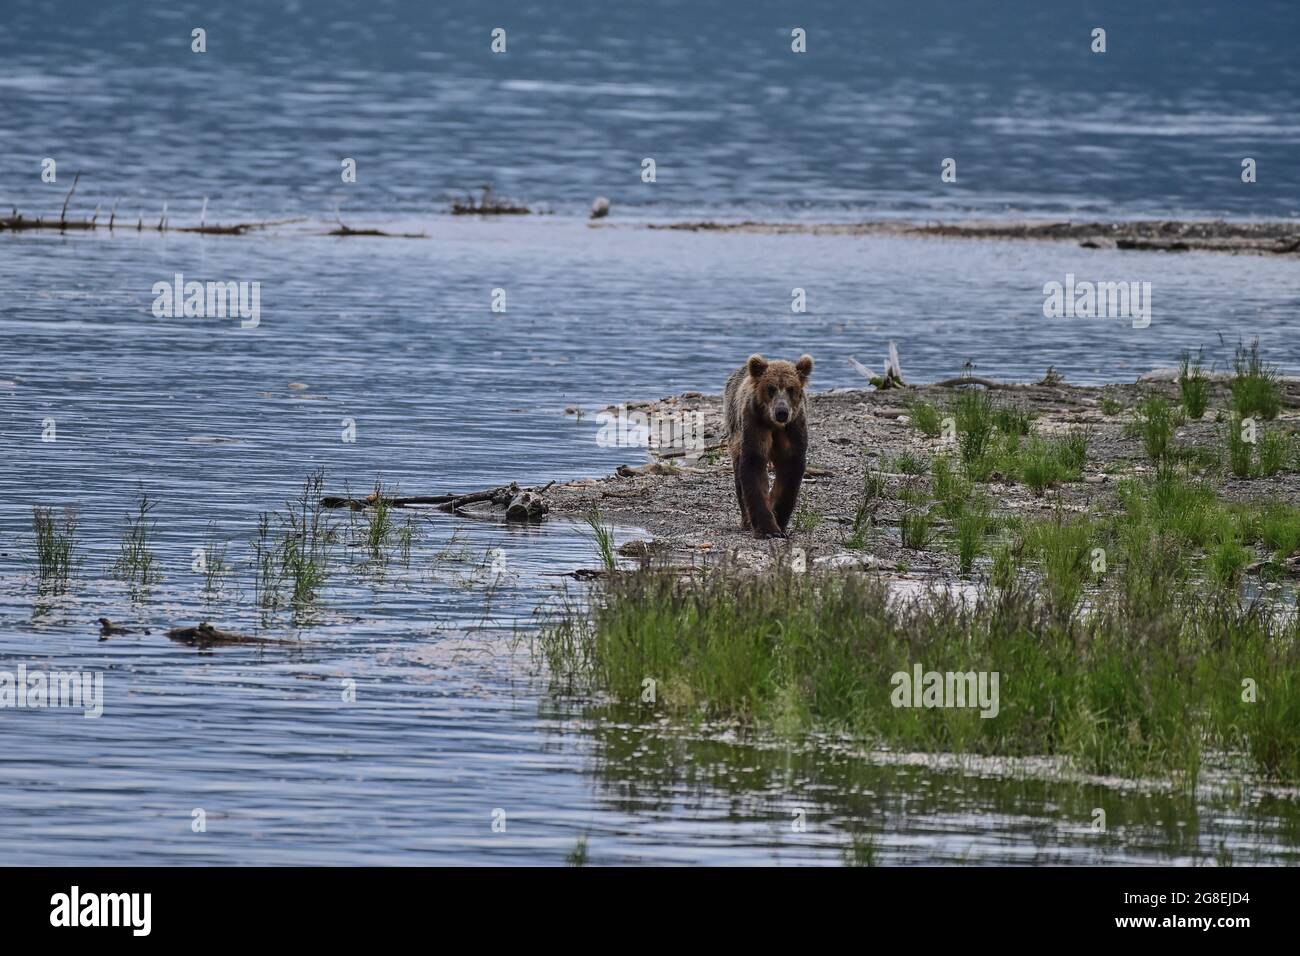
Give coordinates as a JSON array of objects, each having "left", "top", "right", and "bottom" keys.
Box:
[
  {"left": 319, "top": 480, "right": 555, "bottom": 513},
  {"left": 930, "top": 376, "right": 1008, "bottom": 389},
  {"left": 0, "top": 197, "right": 305, "bottom": 235},
  {"left": 319, "top": 493, "right": 459, "bottom": 510},
  {"left": 439, "top": 485, "right": 514, "bottom": 513},
  {"left": 652, "top": 440, "right": 725, "bottom": 460},
  {"left": 327, "top": 205, "right": 427, "bottom": 238},
  {"left": 176, "top": 216, "right": 307, "bottom": 235},
  {"left": 616, "top": 462, "right": 714, "bottom": 477}
]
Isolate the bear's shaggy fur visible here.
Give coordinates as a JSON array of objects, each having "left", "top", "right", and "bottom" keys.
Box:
[{"left": 723, "top": 353, "right": 814, "bottom": 538}]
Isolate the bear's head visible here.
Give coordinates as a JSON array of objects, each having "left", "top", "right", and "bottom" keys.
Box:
[{"left": 746, "top": 353, "right": 814, "bottom": 427}]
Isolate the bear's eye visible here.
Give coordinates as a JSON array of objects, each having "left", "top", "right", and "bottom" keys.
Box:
[{"left": 766, "top": 386, "right": 777, "bottom": 398}]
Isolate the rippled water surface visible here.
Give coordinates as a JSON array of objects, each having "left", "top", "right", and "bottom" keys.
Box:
[
  {"left": 4, "top": 0, "right": 1300, "bottom": 221},
  {"left": 3, "top": 0, "right": 1300, "bottom": 865}
]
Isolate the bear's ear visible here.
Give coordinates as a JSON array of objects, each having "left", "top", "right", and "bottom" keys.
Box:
[
  {"left": 795, "top": 354, "right": 814, "bottom": 381},
  {"left": 747, "top": 354, "right": 769, "bottom": 379}
]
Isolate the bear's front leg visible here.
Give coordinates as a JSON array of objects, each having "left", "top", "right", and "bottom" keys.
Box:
[
  {"left": 739, "top": 452, "right": 783, "bottom": 538},
  {"left": 733, "top": 465, "right": 751, "bottom": 530},
  {"left": 771, "top": 452, "right": 807, "bottom": 533}
]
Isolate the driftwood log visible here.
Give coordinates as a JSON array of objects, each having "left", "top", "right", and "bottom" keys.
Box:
[
  {"left": 849, "top": 341, "right": 907, "bottom": 389},
  {"left": 320, "top": 481, "right": 555, "bottom": 516},
  {"left": 166, "top": 622, "right": 275, "bottom": 649},
  {"left": 931, "top": 376, "right": 1008, "bottom": 389}
]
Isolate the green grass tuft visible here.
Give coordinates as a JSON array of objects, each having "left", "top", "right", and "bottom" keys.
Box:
[
  {"left": 905, "top": 398, "right": 943, "bottom": 438},
  {"left": 32, "top": 505, "right": 78, "bottom": 589},
  {"left": 537, "top": 558, "right": 1300, "bottom": 783},
  {"left": 584, "top": 505, "right": 617, "bottom": 572},
  {"left": 1178, "top": 348, "right": 1212, "bottom": 420},
  {"left": 1230, "top": 338, "right": 1281, "bottom": 421}
]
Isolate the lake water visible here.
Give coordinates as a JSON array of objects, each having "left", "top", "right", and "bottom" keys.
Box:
[
  {"left": 2, "top": 0, "right": 1299, "bottom": 865},
  {"left": 5, "top": 0, "right": 1300, "bottom": 222}
]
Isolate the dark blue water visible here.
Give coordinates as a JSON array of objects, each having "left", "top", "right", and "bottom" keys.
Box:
[
  {"left": 2, "top": 0, "right": 1299, "bottom": 865},
  {"left": 3, "top": 0, "right": 1299, "bottom": 221}
]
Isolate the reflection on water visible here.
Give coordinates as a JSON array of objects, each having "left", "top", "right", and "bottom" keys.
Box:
[{"left": 537, "top": 701, "right": 1300, "bottom": 865}]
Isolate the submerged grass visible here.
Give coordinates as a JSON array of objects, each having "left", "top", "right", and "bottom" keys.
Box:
[
  {"left": 32, "top": 505, "right": 78, "bottom": 589},
  {"left": 252, "top": 470, "right": 334, "bottom": 615},
  {"left": 111, "top": 492, "right": 161, "bottom": 590},
  {"left": 200, "top": 524, "right": 230, "bottom": 597},
  {"left": 584, "top": 505, "right": 617, "bottom": 571},
  {"left": 365, "top": 482, "right": 396, "bottom": 562}
]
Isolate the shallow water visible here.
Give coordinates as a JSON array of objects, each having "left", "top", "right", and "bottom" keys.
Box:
[
  {"left": 3, "top": 220, "right": 1299, "bottom": 864},
  {"left": 3, "top": 0, "right": 1300, "bottom": 865}
]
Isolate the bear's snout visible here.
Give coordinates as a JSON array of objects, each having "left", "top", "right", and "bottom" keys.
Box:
[{"left": 773, "top": 403, "right": 791, "bottom": 424}]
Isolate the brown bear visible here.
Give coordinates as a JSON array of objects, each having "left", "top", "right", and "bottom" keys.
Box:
[{"left": 724, "top": 353, "right": 814, "bottom": 538}]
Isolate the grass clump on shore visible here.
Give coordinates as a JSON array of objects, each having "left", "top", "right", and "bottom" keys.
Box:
[
  {"left": 1015, "top": 434, "right": 1086, "bottom": 496},
  {"left": 1178, "top": 349, "right": 1212, "bottom": 420},
  {"left": 953, "top": 388, "right": 997, "bottom": 471},
  {"left": 947, "top": 389, "right": 1082, "bottom": 490},
  {"left": 954, "top": 501, "right": 989, "bottom": 575},
  {"left": 1225, "top": 416, "right": 1295, "bottom": 479},
  {"left": 1230, "top": 339, "right": 1281, "bottom": 421},
  {"left": 1022, "top": 513, "right": 1096, "bottom": 622},
  {"left": 992, "top": 403, "right": 1035, "bottom": 437},
  {"left": 1127, "top": 395, "right": 1181, "bottom": 463},
  {"left": 364, "top": 482, "right": 396, "bottom": 562},
  {"left": 1115, "top": 467, "right": 1221, "bottom": 549},
  {"left": 32, "top": 505, "right": 78, "bottom": 589},
  {"left": 538, "top": 556, "right": 1300, "bottom": 783},
  {"left": 793, "top": 505, "right": 824, "bottom": 534},
  {"left": 1253, "top": 505, "right": 1300, "bottom": 564},
  {"left": 899, "top": 508, "right": 932, "bottom": 550},
  {"left": 891, "top": 451, "right": 929, "bottom": 476},
  {"left": 845, "top": 468, "right": 886, "bottom": 550},
  {"left": 930, "top": 455, "right": 972, "bottom": 520}
]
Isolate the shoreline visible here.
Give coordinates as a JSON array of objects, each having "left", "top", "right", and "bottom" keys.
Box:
[
  {"left": 9, "top": 207, "right": 1300, "bottom": 258},
  {"left": 644, "top": 218, "right": 1300, "bottom": 257},
  {"left": 538, "top": 371, "right": 1300, "bottom": 576}
]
